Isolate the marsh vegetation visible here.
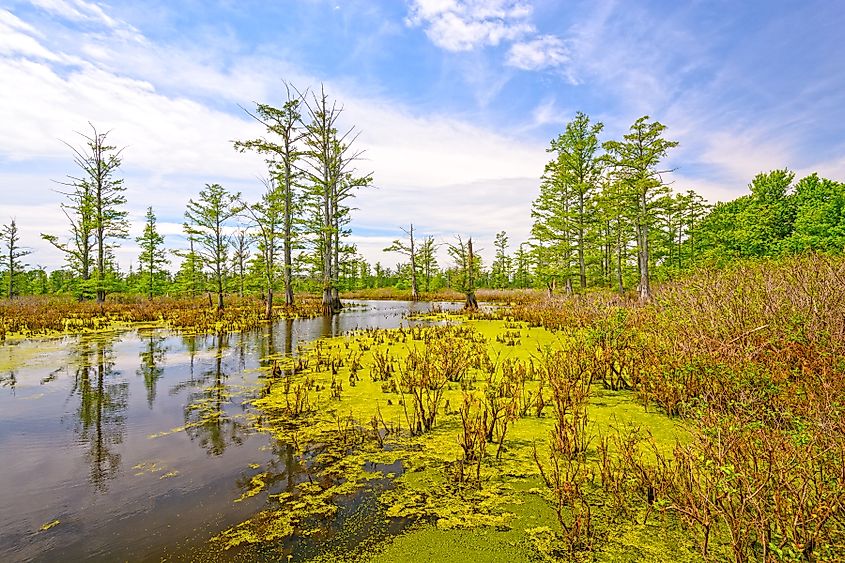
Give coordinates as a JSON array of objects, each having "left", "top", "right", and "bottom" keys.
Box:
[
  {"left": 2, "top": 255, "right": 843, "bottom": 562},
  {"left": 2, "top": 88, "right": 844, "bottom": 562}
]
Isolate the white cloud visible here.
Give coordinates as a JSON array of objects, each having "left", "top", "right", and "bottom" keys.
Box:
[
  {"left": 697, "top": 131, "right": 793, "bottom": 186},
  {"left": 506, "top": 35, "right": 570, "bottom": 71},
  {"left": 0, "top": 8, "right": 39, "bottom": 34},
  {"left": 405, "top": 0, "right": 535, "bottom": 51},
  {"left": 1, "top": 4, "right": 547, "bottom": 271},
  {"left": 351, "top": 176, "right": 537, "bottom": 267},
  {"left": 529, "top": 97, "right": 566, "bottom": 128},
  {"left": 30, "top": 0, "right": 120, "bottom": 28},
  {"left": 0, "top": 9, "right": 63, "bottom": 61}
]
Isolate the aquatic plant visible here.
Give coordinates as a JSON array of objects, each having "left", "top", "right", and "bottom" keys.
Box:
[{"left": 0, "top": 294, "right": 325, "bottom": 340}]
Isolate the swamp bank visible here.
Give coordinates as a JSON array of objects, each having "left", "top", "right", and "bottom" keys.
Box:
[{"left": 1, "top": 256, "right": 844, "bottom": 561}]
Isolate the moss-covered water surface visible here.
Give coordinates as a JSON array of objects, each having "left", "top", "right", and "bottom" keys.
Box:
[
  {"left": 0, "top": 300, "right": 698, "bottom": 561},
  {"left": 207, "top": 315, "right": 697, "bottom": 562}
]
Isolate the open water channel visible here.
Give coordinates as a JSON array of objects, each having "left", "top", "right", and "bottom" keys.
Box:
[{"left": 0, "top": 300, "right": 460, "bottom": 562}]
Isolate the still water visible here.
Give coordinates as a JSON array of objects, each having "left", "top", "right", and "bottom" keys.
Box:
[{"left": 0, "top": 300, "right": 457, "bottom": 562}]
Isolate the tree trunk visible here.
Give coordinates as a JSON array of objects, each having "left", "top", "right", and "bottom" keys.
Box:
[
  {"left": 321, "top": 166, "right": 333, "bottom": 316},
  {"left": 265, "top": 287, "right": 273, "bottom": 321},
  {"left": 331, "top": 286, "right": 342, "bottom": 312},
  {"left": 637, "top": 190, "right": 652, "bottom": 301},
  {"left": 639, "top": 222, "right": 651, "bottom": 301},
  {"left": 331, "top": 214, "right": 342, "bottom": 313},
  {"left": 578, "top": 216, "right": 586, "bottom": 289},
  {"left": 96, "top": 234, "right": 105, "bottom": 304},
  {"left": 409, "top": 224, "right": 419, "bottom": 301},
  {"left": 677, "top": 221, "right": 683, "bottom": 270},
  {"left": 321, "top": 286, "right": 333, "bottom": 316},
  {"left": 8, "top": 246, "right": 13, "bottom": 299},
  {"left": 465, "top": 290, "right": 478, "bottom": 310},
  {"left": 216, "top": 265, "right": 225, "bottom": 310},
  {"left": 465, "top": 238, "right": 477, "bottom": 310},
  {"left": 283, "top": 150, "right": 295, "bottom": 308},
  {"left": 615, "top": 228, "right": 624, "bottom": 295},
  {"left": 96, "top": 162, "right": 105, "bottom": 304},
  {"left": 283, "top": 238, "right": 294, "bottom": 307}
]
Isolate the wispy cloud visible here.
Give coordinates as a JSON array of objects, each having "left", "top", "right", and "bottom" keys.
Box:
[
  {"left": 4, "top": 0, "right": 844, "bottom": 271},
  {"left": 405, "top": 0, "right": 534, "bottom": 51},
  {"left": 506, "top": 34, "right": 570, "bottom": 72},
  {"left": 1, "top": 2, "right": 547, "bottom": 269},
  {"left": 30, "top": 0, "right": 119, "bottom": 28},
  {"left": 405, "top": 0, "right": 575, "bottom": 83}
]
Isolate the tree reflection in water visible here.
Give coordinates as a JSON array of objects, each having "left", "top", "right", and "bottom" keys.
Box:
[
  {"left": 136, "top": 329, "right": 166, "bottom": 408},
  {"left": 182, "top": 333, "right": 246, "bottom": 455},
  {"left": 69, "top": 335, "right": 128, "bottom": 492},
  {"left": 0, "top": 371, "right": 16, "bottom": 392}
]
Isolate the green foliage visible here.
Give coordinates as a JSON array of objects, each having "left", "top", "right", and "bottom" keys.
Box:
[
  {"left": 696, "top": 170, "right": 845, "bottom": 263},
  {"left": 447, "top": 236, "right": 481, "bottom": 307},
  {"left": 0, "top": 219, "right": 31, "bottom": 298},
  {"left": 490, "top": 231, "right": 511, "bottom": 288},
  {"left": 45, "top": 124, "right": 129, "bottom": 303},
  {"left": 785, "top": 173, "right": 845, "bottom": 253},
  {"left": 234, "top": 83, "right": 305, "bottom": 309},
  {"left": 603, "top": 116, "right": 678, "bottom": 300},
  {"left": 184, "top": 183, "right": 241, "bottom": 309},
  {"left": 384, "top": 224, "right": 422, "bottom": 298},
  {"left": 135, "top": 207, "right": 169, "bottom": 299}
]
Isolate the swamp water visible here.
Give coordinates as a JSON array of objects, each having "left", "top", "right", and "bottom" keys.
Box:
[
  {"left": 1, "top": 299, "right": 692, "bottom": 562},
  {"left": 0, "top": 301, "right": 459, "bottom": 562}
]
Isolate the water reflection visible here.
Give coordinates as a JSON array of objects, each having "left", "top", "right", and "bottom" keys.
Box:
[
  {"left": 320, "top": 313, "right": 342, "bottom": 338},
  {"left": 69, "top": 336, "right": 128, "bottom": 492},
  {"left": 183, "top": 333, "right": 246, "bottom": 456},
  {"left": 0, "top": 371, "right": 15, "bottom": 391},
  {"left": 261, "top": 319, "right": 295, "bottom": 366},
  {"left": 137, "top": 330, "right": 166, "bottom": 407},
  {"left": 0, "top": 299, "right": 464, "bottom": 562}
]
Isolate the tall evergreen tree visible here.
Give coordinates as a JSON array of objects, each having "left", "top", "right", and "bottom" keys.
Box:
[
  {"left": 1, "top": 219, "right": 31, "bottom": 299},
  {"left": 241, "top": 177, "right": 285, "bottom": 318},
  {"left": 231, "top": 229, "right": 250, "bottom": 298},
  {"left": 512, "top": 242, "right": 532, "bottom": 289},
  {"left": 45, "top": 124, "right": 128, "bottom": 303},
  {"left": 173, "top": 233, "right": 205, "bottom": 297},
  {"left": 552, "top": 112, "right": 603, "bottom": 289},
  {"left": 136, "top": 207, "right": 168, "bottom": 299},
  {"left": 234, "top": 83, "right": 304, "bottom": 307},
  {"left": 301, "top": 85, "right": 371, "bottom": 315},
  {"left": 42, "top": 126, "right": 119, "bottom": 299},
  {"left": 491, "top": 230, "right": 511, "bottom": 288},
  {"left": 531, "top": 168, "right": 573, "bottom": 294},
  {"left": 603, "top": 116, "right": 678, "bottom": 301},
  {"left": 447, "top": 236, "right": 480, "bottom": 310},
  {"left": 417, "top": 236, "right": 439, "bottom": 292},
  {"left": 184, "top": 183, "right": 240, "bottom": 310}
]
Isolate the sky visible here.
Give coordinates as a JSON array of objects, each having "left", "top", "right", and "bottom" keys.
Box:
[{"left": 1, "top": 0, "right": 844, "bottom": 271}]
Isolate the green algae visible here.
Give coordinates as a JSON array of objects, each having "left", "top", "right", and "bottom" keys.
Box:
[
  {"left": 38, "top": 519, "right": 60, "bottom": 532},
  {"left": 211, "top": 317, "right": 700, "bottom": 561},
  {"left": 0, "top": 338, "right": 66, "bottom": 373}
]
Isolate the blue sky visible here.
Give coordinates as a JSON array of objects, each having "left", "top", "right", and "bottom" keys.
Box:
[{"left": 1, "top": 0, "right": 844, "bottom": 270}]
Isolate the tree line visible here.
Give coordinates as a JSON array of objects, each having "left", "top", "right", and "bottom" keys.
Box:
[
  {"left": 376, "top": 113, "right": 844, "bottom": 302},
  {"left": 1, "top": 84, "right": 373, "bottom": 316},
  {"left": 2, "top": 107, "right": 844, "bottom": 307}
]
